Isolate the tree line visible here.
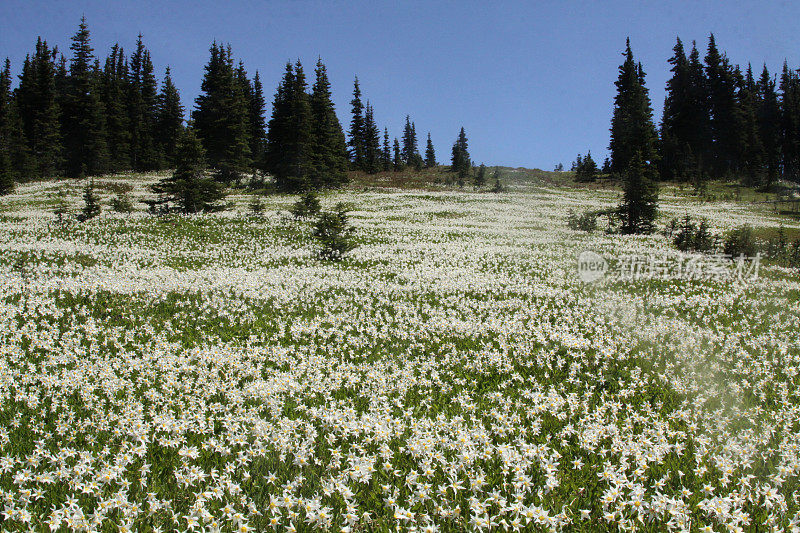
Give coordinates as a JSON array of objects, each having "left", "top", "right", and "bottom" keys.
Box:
[{"left": 0, "top": 17, "right": 479, "bottom": 198}]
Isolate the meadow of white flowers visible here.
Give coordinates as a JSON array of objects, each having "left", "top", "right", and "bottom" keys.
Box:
[{"left": 0, "top": 176, "right": 799, "bottom": 532}]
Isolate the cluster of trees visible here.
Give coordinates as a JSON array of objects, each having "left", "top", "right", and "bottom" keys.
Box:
[
  {"left": 660, "top": 34, "right": 800, "bottom": 188},
  {"left": 0, "top": 18, "right": 185, "bottom": 186}
]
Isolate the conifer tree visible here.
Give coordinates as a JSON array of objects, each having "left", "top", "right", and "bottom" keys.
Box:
[
  {"left": 392, "top": 138, "right": 403, "bottom": 171},
  {"left": 128, "top": 35, "right": 160, "bottom": 170},
  {"left": 576, "top": 151, "right": 599, "bottom": 182},
  {"left": 102, "top": 44, "right": 131, "bottom": 172},
  {"left": 608, "top": 38, "right": 658, "bottom": 176},
  {"left": 474, "top": 163, "right": 486, "bottom": 188},
  {"left": 17, "top": 38, "right": 63, "bottom": 178},
  {"left": 0, "top": 60, "right": 16, "bottom": 194},
  {"left": 757, "top": 65, "right": 781, "bottom": 187},
  {"left": 450, "top": 127, "right": 471, "bottom": 183},
  {"left": 77, "top": 178, "right": 101, "bottom": 221},
  {"left": 362, "top": 102, "right": 381, "bottom": 174},
  {"left": 424, "top": 132, "right": 436, "bottom": 168},
  {"left": 192, "top": 43, "right": 251, "bottom": 182},
  {"left": 738, "top": 65, "right": 764, "bottom": 186},
  {"left": 148, "top": 127, "right": 225, "bottom": 213},
  {"left": 686, "top": 41, "right": 711, "bottom": 177},
  {"left": 382, "top": 128, "right": 392, "bottom": 171},
  {"left": 156, "top": 67, "right": 184, "bottom": 167},
  {"left": 619, "top": 151, "right": 659, "bottom": 234},
  {"left": 63, "top": 16, "right": 109, "bottom": 178},
  {"left": 248, "top": 71, "right": 267, "bottom": 171},
  {"left": 309, "top": 58, "right": 348, "bottom": 187},
  {"left": 780, "top": 62, "right": 800, "bottom": 182},
  {"left": 661, "top": 37, "right": 696, "bottom": 181},
  {"left": 348, "top": 77, "right": 365, "bottom": 170},
  {"left": 401, "top": 116, "right": 418, "bottom": 164}
]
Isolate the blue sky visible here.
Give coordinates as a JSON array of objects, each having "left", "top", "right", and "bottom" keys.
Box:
[{"left": 1, "top": 1, "right": 799, "bottom": 169}]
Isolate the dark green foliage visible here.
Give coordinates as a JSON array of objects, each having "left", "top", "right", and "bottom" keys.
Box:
[
  {"left": 392, "top": 138, "right": 403, "bottom": 171},
  {"left": 248, "top": 195, "right": 265, "bottom": 217},
  {"left": 724, "top": 225, "right": 759, "bottom": 258},
  {"left": 424, "top": 133, "right": 436, "bottom": 168},
  {"left": 554, "top": 162, "right": 564, "bottom": 172},
  {"left": 758, "top": 66, "right": 781, "bottom": 188},
  {"left": 618, "top": 151, "right": 658, "bottom": 234},
  {"left": 575, "top": 151, "right": 598, "bottom": 182},
  {"left": 660, "top": 38, "right": 701, "bottom": 181},
  {"left": 450, "top": 127, "right": 470, "bottom": 185},
  {"left": 401, "top": 116, "right": 420, "bottom": 165},
  {"left": 192, "top": 43, "right": 251, "bottom": 183},
  {"left": 63, "top": 17, "right": 109, "bottom": 178},
  {"left": 128, "top": 35, "right": 161, "bottom": 171},
  {"left": 348, "top": 77, "right": 365, "bottom": 170},
  {"left": 362, "top": 103, "right": 382, "bottom": 174},
  {"left": 309, "top": 59, "right": 348, "bottom": 187},
  {"left": 0, "top": 59, "right": 18, "bottom": 193},
  {"left": 52, "top": 187, "right": 69, "bottom": 222},
  {"left": 77, "top": 178, "right": 101, "bottom": 222},
  {"left": 490, "top": 168, "right": 503, "bottom": 192},
  {"left": 312, "top": 203, "right": 356, "bottom": 261},
  {"left": 474, "top": 163, "right": 486, "bottom": 188},
  {"left": 738, "top": 65, "right": 764, "bottom": 186},
  {"left": 672, "top": 215, "right": 715, "bottom": 252},
  {"left": 110, "top": 192, "right": 134, "bottom": 213},
  {"left": 779, "top": 62, "right": 800, "bottom": 182},
  {"left": 157, "top": 67, "right": 184, "bottom": 167},
  {"left": 290, "top": 190, "right": 321, "bottom": 220},
  {"left": 601, "top": 157, "right": 611, "bottom": 174},
  {"left": 567, "top": 209, "right": 598, "bottom": 232},
  {"left": 382, "top": 128, "right": 392, "bottom": 172},
  {"left": 248, "top": 71, "right": 267, "bottom": 171},
  {"left": 102, "top": 44, "right": 131, "bottom": 172},
  {"left": 17, "top": 38, "right": 63, "bottom": 178},
  {"left": 609, "top": 39, "right": 658, "bottom": 175},
  {"left": 147, "top": 128, "right": 225, "bottom": 214}
]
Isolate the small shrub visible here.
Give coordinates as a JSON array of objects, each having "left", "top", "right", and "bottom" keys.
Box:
[
  {"left": 567, "top": 209, "right": 598, "bottom": 232},
  {"left": 52, "top": 187, "right": 69, "bottom": 223},
  {"left": 77, "top": 179, "right": 101, "bottom": 222},
  {"left": 291, "top": 191, "right": 321, "bottom": 220},
  {"left": 723, "top": 225, "right": 759, "bottom": 258},
  {"left": 312, "top": 203, "right": 356, "bottom": 261},
  {"left": 248, "top": 196, "right": 265, "bottom": 217},
  {"left": 110, "top": 193, "right": 134, "bottom": 213},
  {"left": 673, "top": 215, "right": 715, "bottom": 253}
]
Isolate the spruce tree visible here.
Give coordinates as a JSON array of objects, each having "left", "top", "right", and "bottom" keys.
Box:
[
  {"left": 619, "top": 150, "right": 659, "bottom": 234},
  {"left": 686, "top": 41, "right": 711, "bottom": 178},
  {"left": 576, "top": 151, "right": 598, "bottom": 182},
  {"left": 450, "top": 127, "right": 470, "bottom": 183},
  {"left": 382, "top": 128, "right": 392, "bottom": 171},
  {"left": 738, "top": 65, "right": 764, "bottom": 186},
  {"left": 128, "top": 35, "right": 160, "bottom": 170},
  {"left": 248, "top": 71, "right": 267, "bottom": 171},
  {"left": 0, "top": 60, "right": 16, "bottom": 194},
  {"left": 77, "top": 178, "right": 101, "bottom": 221},
  {"left": 757, "top": 65, "right": 781, "bottom": 188},
  {"left": 192, "top": 43, "right": 251, "bottom": 182},
  {"left": 362, "top": 102, "right": 381, "bottom": 174},
  {"left": 661, "top": 37, "right": 695, "bottom": 181},
  {"left": 102, "top": 44, "right": 131, "bottom": 172},
  {"left": 156, "top": 67, "right": 184, "bottom": 167},
  {"left": 309, "top": 58, "right": 348, "bottom": 187},
  {"left": 148, "top": 127, "right": 225, "bottom": 213},
  {"left": 348, "top": 77, "right": 365, "bottom": 170},
  {"left": 401, "top": 116, "right": 418, "bottom": 164},
  {"left": 608, "top": 38, "right": 658, "bottom": 176},
  {"left": 780, "top": 62, "right": 800, "bottom": 182},
  {"left": 392, "top": 138, "right": 403, "bottom": 171},
  {"left": 474, "top": 163, "right": 486, "bottom": 188},
  {"left": 425, "top": 132, "right": 436, "bottom": 168}
]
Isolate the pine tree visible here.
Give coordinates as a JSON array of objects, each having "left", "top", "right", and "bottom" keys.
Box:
[
  {"left": 248, "top": 71, "right": 267, "bottom": 171},
  {"left": 619, "top": 151, "right": 658, "bottom": 234},
  {"left": 156, "top": 67, "right": 184, "bottom": 167},
  {"left": 401, "top": 116, "right": 417, "bottom": 164},
  {"left": 309, "top": 58, "right": 348, "bottom": 187},
  {"left": 348, "top": 77, "right": 365, "bottom": 170},
  {"left": 362, "top": 102, "right": 381, "bottom": 174},
  {"left": 661, "top": 37, "right": 695, "bottom": 181},
  {"left": 576, "top": 151, "right": 598, "bottom": 182},
  {"left": 780, "top": 62, "right": 800, "bottom": 182},
  {"left": 192, "top": 43, "right": 251, "bottom": 182},
  {"left": 148, "top": 127, "right": 225, "bottom": 213},
  {"left": 424, "top": 132, "right": 436, "bottom": 168},
  {"left": 128, "top": 35, "right": 161, "bottom": 170},
  {"left": 63, "top": 17, "right": 109, "bottom": 178},
  {"left": 382, "top": 128, "right": 392, "bottom": 172},
  {"left": 686, "top": 41, "right": 711, "bottom": 177},
  {"left": 474, "top": 163, "right": 486, "bottom": 188},
  {"left": 0, "top": 60, "right": 16, "bottom": 194},
  {"left": 392, "top": 138, "right": 403, "bottom": 171},
  {"left": 450, "top": 127, "right": 470, "bottom": 184},
  {"left": 265, "top": 61, "right": 312, "bottom": 190},
  {"left": 77, "top": 178, "right": 101, "bottom": 221},
  {"left": 757, "top": 65, "right": 781, "bottom": 188},
  {"left": 17, "top": 38, "right": 63, "bottom": 178},
  {"left": 608, "top": 38, "right": 658, "bottom": 176},
  {"left": 738, "top": 64, "right": 764, "bottom": 186},
  {"left": 102, "top": 44, "right": 131, "bottom": 172}
]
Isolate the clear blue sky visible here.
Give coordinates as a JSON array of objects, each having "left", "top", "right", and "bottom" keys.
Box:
[{"left": 2, "top": 1, "right": 799, "bottom": 169}]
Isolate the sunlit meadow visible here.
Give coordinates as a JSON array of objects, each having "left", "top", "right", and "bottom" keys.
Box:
[{"left": 1, "top": 174, "right": 799, "bottom": 532}]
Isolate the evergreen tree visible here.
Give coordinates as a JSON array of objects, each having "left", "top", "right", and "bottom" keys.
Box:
[
  {"left": 450, "top": 127, "right": 470, "bottom": 183},
  {"left": 758, "top": 65, "right": 781, "bottom": 188},
  {"left": 619, "top": 151, "right": 659, "bottom": 234},
  {"left": 128, "top": 35, "right": 160, "bottom": 170},
  {"left": 309, "top": 58, "right": 348, "bottom": 187},
  {"left": 382, "top": 128, "right": 392, "bottom": 171},
  {"left": 102, "top": 44, "right": 131, "bottom": 172},
  {"left": 192, "top": 43, "right": 251, "bottom": 182},
  {"left": 0, "top": 60, "right": 16, "bottom": 194},
  {"left": 265, "top": 61, "right": 312, "bottom": 190},
  {"left": 401, "top": 116, "right": 416, "bottom": 164},
  {"left": 780, "top": 62, "right": 800, "bottom": 182},
  {"left": 738, "top": 64, "right": 764, "bottom": 186},
  {"left": 362, "top": 102, "right": 381, "bottom": 174},
  {"left": 16, "top": 38, "right": 62, "bottom": 178},
  {"left": 575, "top": 151, "right": 599, "bottom": 182},
  {"left": 660, "top": 37, "right": 695, "bottom": 181},
  {"left": 424, "top": 132, "right": 436, "bottom": 168},
  {"left": 248, "top": 71, "right": 267, "bottom": 171},
  {"left": 392, "top": 138, "right": 403, "bottom": 171},
  {"left": 77, "top": 178, "right": 101, "bottom": 221},
  {"left": 147, "top": 127, "right": 225, "bottom": 213},
  {"left": 474, "top": 162, "right": 486, "bottom": 188},
  {"left": 156, "top": 67, "right": 184, "bottom": 167},
  {"left": 348, "top": 77, "right": 365, "bottom": 169},
  {"left": 685, "top": 41, "right": 711, "bottom": 177},
  {"left": 63, "top": 17, "right": 109, "bottom": 178},
  {"left": 608, "top": 38, "right": 658, "bottom": 176}
]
